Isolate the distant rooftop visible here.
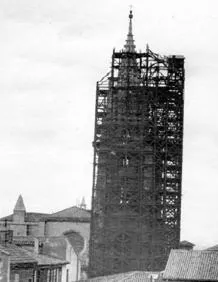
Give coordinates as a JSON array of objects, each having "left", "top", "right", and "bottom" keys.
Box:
[
  {"left": 1, "top": 194, "right": 90, "bottom": 223},
  {"left": 0, "top": 206, "right": 91, "bottom": 223},
  {"left": 0, "top": 212, "right": 50, "bottom": 222},
  {"left": 206, "top": 244, "right": 218, "bottom": 251},
  {"left": 43, "top": 206, "right": 91, "bottom": 222},
  {"left": 179, "top": 240, "right": 195, "bottom": 247}
]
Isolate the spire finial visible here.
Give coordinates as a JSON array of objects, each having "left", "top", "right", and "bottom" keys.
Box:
[
  {"left": 124, "top": 7, "right": 136, "bottom": 52},
  {"left": 80, "top": 197, "right": 87, "bottom": 209}
]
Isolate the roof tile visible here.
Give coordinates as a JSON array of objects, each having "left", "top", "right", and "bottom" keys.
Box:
[
  {"left": 163, "top": 249, "right": 218, "bottom": 281},
  {"left": 0, "top": 244, "right": 37, "bottom": 264},
  {"left": 85, "top": 271, "right": 162, "bottom": 282},
  {"left": 0, "top": 212, "right": 50, "bottom": 222},
  {"left": 49, "top": 206, "right": 90, "bottom": 219}
]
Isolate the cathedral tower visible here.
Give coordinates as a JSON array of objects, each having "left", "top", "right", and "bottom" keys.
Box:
[{"left": 89, "top": 10, "right": 185, "bottom": 277}]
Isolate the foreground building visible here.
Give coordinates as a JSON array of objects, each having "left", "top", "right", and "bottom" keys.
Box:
[
  {"left": 0, "top": 195, "right": 90, "bottom": 280},
  {"left": 163, "top": 249, "right": 218, "bottom": 281},
  {"left": 89, "top": 10, "right": 185, "bottom": 277},
  {"left": 0, "top": 243, "right": 37, "bottom": 282},
  {"left": 85, "top": 271, "right": 163, "bottom": 282},
  {"left": 0, "top": 241, "right": 68, "bottom": 282}
]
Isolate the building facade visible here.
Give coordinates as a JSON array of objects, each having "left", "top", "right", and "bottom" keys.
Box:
[
  {"left": 0, "top": 249, "right": 10, "bottom": 282},
  {"left": 0, "top": 243, "right": 37, "bottom": 282},
  {"left": 0, "top": 242, "right": 68, "bottom": 282},
  {"left": 89, "top": 10, "right": 185, "bottom": 277},
  {"left": 0, "top": 195, "right": 90, "bottom": 281}
]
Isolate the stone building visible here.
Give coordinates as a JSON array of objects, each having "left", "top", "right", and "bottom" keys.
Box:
[
  {"left": 42, "top": 234, "right": 85, "bottom": 281},
  {"left": 0, "top": 242, "right": 37, "bottom": 282},
  {"left": 0, "top": 195, "right": 90, "bottom": 239},
  {"left": 0, "top": 195, "right": 90, "bottom": 281},
  {"left": 0, "top": 241, "right": 68, "bottom": 282},
  {"left": 0, "top": 248, "right": 10, "bottom": 282}
]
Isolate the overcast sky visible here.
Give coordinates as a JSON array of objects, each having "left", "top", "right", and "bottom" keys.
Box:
[{"left": 0, "top": 0, "right": 218, "bottom": 248}]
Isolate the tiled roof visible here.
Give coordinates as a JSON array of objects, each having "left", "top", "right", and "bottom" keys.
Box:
[
  {"left": 85, "top": 271, "right": 162, "bottom": 282},
  {"left": 0, "top": 214, "right": 14, "bottom": 221},
  {"left": 44, "top": 206, "right": 91, "bottom": 222},
  {"left": 163, "top": 249, "right": 218, "bottom": 281},
  {"left": 49, "top": 206, "right": 90, "bottom": 218},
  {"left": 179, "top": 240, "right": 195, "bottom": 247},
  {"left": 206, "top": 245, "right": 218, "bottom": 251},
  {"left": 0, "top": 244, "right": 37, "bottom": 264},
  {"left": 0, "top": 207, "right": 90, "bottom": 223},
  {"left": 0, "top": 243, "right": 68, "bottom": 267},
  {"left": 24, "top": 250, "right": 69, "bottom": 266},
  {"left": 25, "top": 212, "right": 50, "bottom": 222},
  {"left": 0, "top": 212, "right": 50, "bottom": 222}
]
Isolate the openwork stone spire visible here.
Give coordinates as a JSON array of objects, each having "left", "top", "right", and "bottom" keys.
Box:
[{"left": 124, "top": 9, "right": 136, "bottom": 52}]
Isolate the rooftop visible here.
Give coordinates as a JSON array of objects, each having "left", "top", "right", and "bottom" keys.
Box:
[
  {"left": 0, "top": 212, "right": 50, "bottom": 222},
  {"left": 0, "top": 242, "right": 68, "bottom": 267},
  {"left": 85, "top": 271, "right": 162, "bottom": 282},
  {"left": 43, "top": 206, "right": 91, "bottom": 222},
  {"left": 0, "top": 206, "right": 90, "bottom": 223},
  {"left": 0, "top": 243, "right": 37, "bottom": 265},
  {"left": 179, "top": 240, "right": 195, "bottom": 247},
  {"left": 0, "top": 194, "right": 90, "bottom": 223},
  {"left": 206, "top": 245, "right": 218, "bottom": 251},
  {"left": 24, "top": 249, "right": 68, "bottom": 266},
  {"left": 163, "top": 249, "right": 218, "bottom": 281}
]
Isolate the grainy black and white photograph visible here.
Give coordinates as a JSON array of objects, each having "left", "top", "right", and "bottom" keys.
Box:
[{"left": 0, "top": 0, "right": 218, "bottom": 281}]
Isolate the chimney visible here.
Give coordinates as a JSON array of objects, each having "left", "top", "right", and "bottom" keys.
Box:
[{"left": 34, "top": 238, "right": 39, "bottom": 254}]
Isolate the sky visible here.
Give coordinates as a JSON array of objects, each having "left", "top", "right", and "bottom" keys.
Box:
[{"left": 0, "top": 0, "right": 218, "bottom": 248}]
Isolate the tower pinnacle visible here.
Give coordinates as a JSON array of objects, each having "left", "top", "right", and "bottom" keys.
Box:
[
  {"left": 14, "top": 195, "right": 26, "bottom": 212},
  {"left": 124, "top": 9, "right": 136, "bottom": 52}
]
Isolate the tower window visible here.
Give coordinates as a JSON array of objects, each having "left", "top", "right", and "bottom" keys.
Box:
[{"left": 122, "top": 156, "right": 130, "bottom": 167}]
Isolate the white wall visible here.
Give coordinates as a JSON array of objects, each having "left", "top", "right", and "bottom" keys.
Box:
[{"left": 65, "top": 238, "right": 81, "bottom": 282}]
